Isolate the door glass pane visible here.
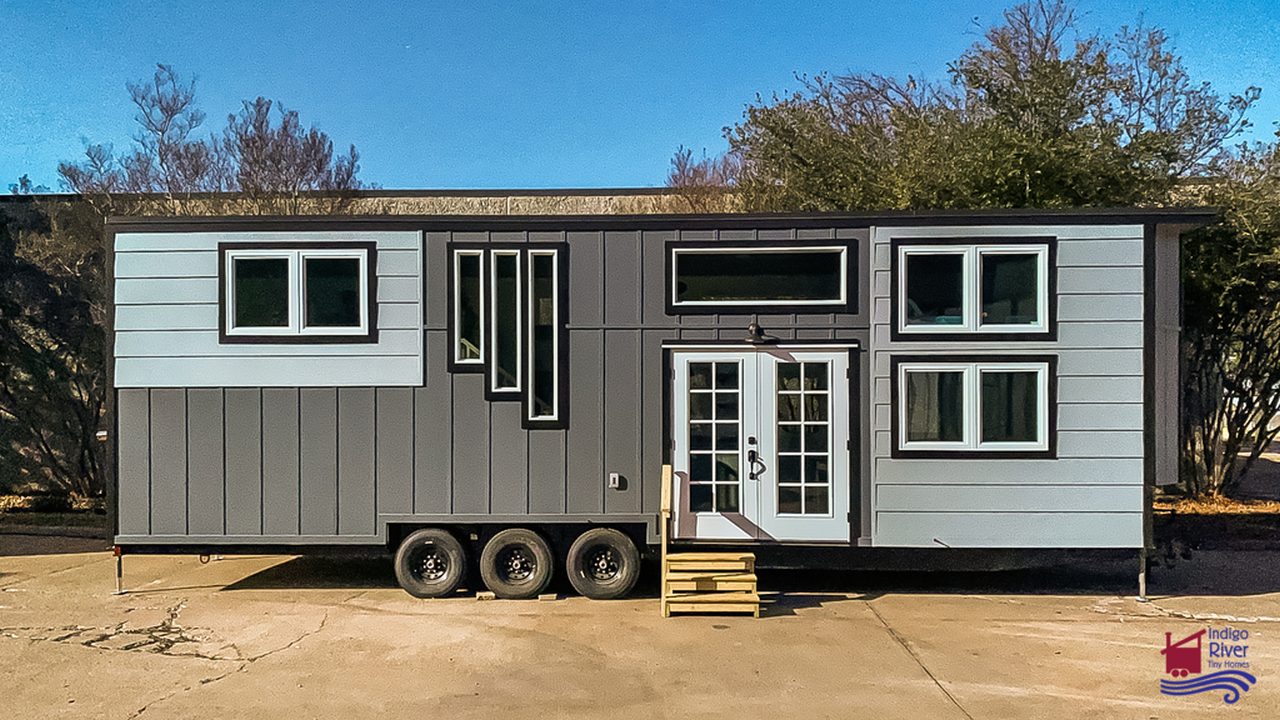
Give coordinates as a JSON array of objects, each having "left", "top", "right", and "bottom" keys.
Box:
[
  {"left": 304, "top": 257, "right": 361, "bottom": 328},
  {"left": 456, "top": 253, "right": 482, "bottom": 360},
  {"left": 675, "top": 249, "right": 843, "bottom": 303},
  {"left": 981, "top": 370, "right": 1039, "bottom": 442},
  {"left": 777, "top": 361, "right": 832, "bottom": 515},
  {"left": 688, "top": 360, "right": 740, "bottom": 513},
  {"left": 689, "top": 362, "right": 712, "bottom": 389},
  {"left": 715, "top": 362, "right": 739, "bottom": 389},
  {"left": 690, "top": 423, "right": 713, "bottom": 450},
  {"left": 981, "top": 253, "right": 1039, "bottom": 325},
  {"left": 904, "top": 253, "right": 964, "bottom": 326},
  {"left": 233, "top": 257, "right": 289, "bottom": 328},
  {"left": 493, "top": 253, "right": 520, "bottom": 389},
  {"left": 530, "top": 253, "right": 557, "bottom": 417},
  {"left": 905, "top": 370, "right": 964, "bottom": 442},
  {"left": 778, "top": 424, "right": 801, "bottom": 452},
  {"left": 804, "top": 487, "right": 829, "bottom": 514},
  {"left": 778, "top": 486, "right": 802, "bottom": 515}
]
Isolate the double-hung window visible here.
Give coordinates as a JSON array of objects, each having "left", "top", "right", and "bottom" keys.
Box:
[
  {"left": 895, "top": 239, "right": 1052, "bottom": 339},
  {"left": 450, "top": 244, "right": 565, "bottom": 427},
  {"left": 892, "top": 355, "right": 1055, "bottom": 458},
  {"left": 221, "top": 242, "right": 375, "bottom": 343}
]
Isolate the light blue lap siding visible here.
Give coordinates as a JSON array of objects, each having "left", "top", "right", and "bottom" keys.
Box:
[
  {"left": 868, "top": 224, "right": 1147, "bottom": 548},
  {"left": 112, "top": 230, "right": 423, "bottom": 388}
]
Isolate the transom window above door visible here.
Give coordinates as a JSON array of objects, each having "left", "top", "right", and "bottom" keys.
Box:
[
  {"left": 667, "top": 242, "right": 854, "bottom": 314},
  {"left": 219, "top": 242, "right": 376, "bottom": 343},
  {"left": 893, "top": 238, "right": 1054, "bottom": 340}
]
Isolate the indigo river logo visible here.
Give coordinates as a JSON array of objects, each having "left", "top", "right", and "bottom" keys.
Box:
[{"left": 1159, "top": 627, "right": 1258, "bottom": 704}]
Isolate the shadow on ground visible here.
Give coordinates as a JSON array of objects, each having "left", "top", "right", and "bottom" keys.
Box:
[
  {"left": 216, "top": 548, "right": 1280, "bottom": 600},
  {"left": 0, "top": 533, "right": 107, "bottom": 557}
]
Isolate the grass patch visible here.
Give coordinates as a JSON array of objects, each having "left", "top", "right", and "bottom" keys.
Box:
[{"left": 1154, "top": 496, "right": 1280, "bottom": 515}]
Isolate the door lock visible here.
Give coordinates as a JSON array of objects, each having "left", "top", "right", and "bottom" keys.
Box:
[{"left": 747, "top": 449, "right": 766, "bottom": 480}]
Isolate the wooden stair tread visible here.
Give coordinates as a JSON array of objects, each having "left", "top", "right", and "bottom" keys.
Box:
[
  {"left": 663, "top": 592, "right": 760, "bottom": 603},
  {"left": 665, "top": 572, "right": 757, "bottom": 582}
]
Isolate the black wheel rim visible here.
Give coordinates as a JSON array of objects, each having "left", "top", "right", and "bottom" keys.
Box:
[
  {"left": 585, "top": 544, "right": 620, "bottom": 583},
  {"left": 409, "top": 545, "right": 449, "bottom": 583},
  {"left": 497, "top": 545, "right": 536, "bottom": 583}
]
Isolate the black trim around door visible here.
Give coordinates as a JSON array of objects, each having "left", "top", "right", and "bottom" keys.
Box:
[{"left": 662, "top": 342, "right": 862, "bottom": 545}]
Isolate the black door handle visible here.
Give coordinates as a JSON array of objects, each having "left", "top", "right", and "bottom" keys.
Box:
[{"left": 747, "top": 449, "right": 765, "bottom": 480}]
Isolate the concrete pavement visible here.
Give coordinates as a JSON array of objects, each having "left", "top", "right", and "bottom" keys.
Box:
[{"left": 2, "top": 534, "right": 1277, "bottom": 719}]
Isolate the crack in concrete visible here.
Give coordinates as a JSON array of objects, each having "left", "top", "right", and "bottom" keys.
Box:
[
  {"left": 1091, "top": 599, "right": 1280, "bottom": 624},
  {"left": 125, "top": 610, "right": 329, "bottom": 719},
  {"left": 866, "top": 602, "right": 976, "bottom": 720}
]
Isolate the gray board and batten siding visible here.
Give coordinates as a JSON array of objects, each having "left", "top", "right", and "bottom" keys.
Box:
[
  {"left": 110, "top": 219, "right": 870, "bottom": 546},
  {"left": 107, "top": 209, "right": 1207, "bottom": 552}
]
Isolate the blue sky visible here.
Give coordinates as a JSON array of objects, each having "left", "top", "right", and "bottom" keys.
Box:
[{"left": 2, "top": 1, "right": 1277, "bottom": 190}]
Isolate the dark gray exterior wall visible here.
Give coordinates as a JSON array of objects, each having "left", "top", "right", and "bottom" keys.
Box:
[{"left": 114, "top": 225, "right": 871, "bottom": 545}]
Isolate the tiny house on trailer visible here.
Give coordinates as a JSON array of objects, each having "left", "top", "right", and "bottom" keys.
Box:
[{"left": 105, "top": 208, "right": 1210, "bottom": 600}]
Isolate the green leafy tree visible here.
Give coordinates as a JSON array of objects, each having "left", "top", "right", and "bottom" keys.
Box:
[{"left": 670, "top": 0, "right": 1274, "bottom": 496}]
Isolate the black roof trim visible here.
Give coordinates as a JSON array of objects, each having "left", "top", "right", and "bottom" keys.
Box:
[{"left": 105, "top": 207, "right": 1217, "bottom": 234}]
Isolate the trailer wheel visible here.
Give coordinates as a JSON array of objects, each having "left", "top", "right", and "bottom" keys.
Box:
[
  {"left": 479, "top": 528, "right": 554, "bottom": 599},
  {"left": 566, "top": 528, "right": 640, "bottom": 599},
  {"left": 394, "top": 528, "right": 467, "bottom": 598}
]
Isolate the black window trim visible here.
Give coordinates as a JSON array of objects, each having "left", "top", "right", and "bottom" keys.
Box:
[
  {"left": 217, "top": 240, "right": 378, "bottom": 345},
  {"left": 447, "top": 246, "right": 486, "bottom": 372},
  {"left": 890, "top": 236, "right": 1058, "bottom": 342},
  {"left": 889, "top": 353, "right": 1058, "bottom": 460},
  {"left": 522, "top": 243, "right": 570, "bottom": 429},
  {"left": 664, "top": 238, "right": 858, "bottom": 315},
  {"left": 446, "top": 240, "right": 570, "bottom": 429}
]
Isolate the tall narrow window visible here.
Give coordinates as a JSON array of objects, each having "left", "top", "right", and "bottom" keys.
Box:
[
  {"left": 453, "top": 250, "right": 484, "bottom": 366},
  {"left": 527, "top": 250, "right": 559, "bottom": 422},
  {"left": 490, "top": 250, "right": 522, "bottom": 394}
]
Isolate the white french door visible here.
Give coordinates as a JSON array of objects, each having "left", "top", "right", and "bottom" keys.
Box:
[{"left": 670, "top": 347, "right": 851, "bottom": 543}]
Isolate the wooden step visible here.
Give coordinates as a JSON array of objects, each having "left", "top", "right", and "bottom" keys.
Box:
[
  {"left": 665, "top": 572, "right": 757, "bottom": 592},
  {"left": 665, "top": 552, "right": 754, "bottom": 572},
  {"left": 663, "top": 591, "right": 759, "bottom": 603},
  {"left": 664, "top": 592, "right": 761, "bottom": 617}
]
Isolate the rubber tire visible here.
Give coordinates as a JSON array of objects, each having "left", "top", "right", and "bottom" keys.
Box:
[
  {"left": 566, "top": 528, "right": 641, "bottom": 600},
  {"left": 479, "top": 528, "right": 555, "bottom": 599},
  {"left": 394, "top": 528, "right": 467, "bottom": 598}
]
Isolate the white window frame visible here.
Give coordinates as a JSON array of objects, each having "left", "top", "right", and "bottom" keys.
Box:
[
  {"left": 670, "top": 245, "right": 849, "bottom": 308},
  {"left": 897, "top": 360, "right": 1049, "bottom": 453},
  {"left": 489, "top": 249, "right": 523, "bottom": 393},
  {"left": 225, "top": 247, "right": 370, "bottom": 337},
  {"left": 526, "top": 248, "right": 560, "bottom": 423},
  {"left": 897, "top": 244, "right": 1049, "bottom": 335},
  {"left": 452, "top": 248, "right": 486, "bottom": 366}
]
